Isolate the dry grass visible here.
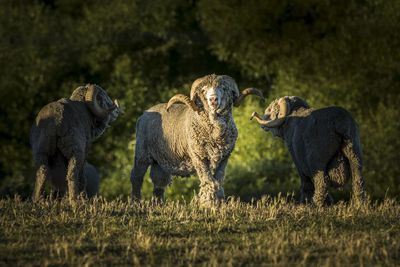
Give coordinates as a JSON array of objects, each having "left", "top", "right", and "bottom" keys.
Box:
[{"left": 0, "top": 195, "right": 399, "bottom": 266}]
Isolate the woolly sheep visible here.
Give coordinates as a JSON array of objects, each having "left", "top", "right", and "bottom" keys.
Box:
[
  {"left": 30, "top": 84, "right": 121, "bottom": 203},
  {"left": 131, "top": 74, "right": 264, "bottom": 204},
  {"left": 251, "top": 96, "right": 365, "bottom": 206}
]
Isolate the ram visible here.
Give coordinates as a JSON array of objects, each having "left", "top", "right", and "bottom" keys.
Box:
[
  {"left": 30, "top": 84, "right": 121, "bottom": 203},
  {"left": 251, "top": 96, "right": 365, "bottom": 206},
  {"left": 131, "top": 74, "right": 264, "bottom": 204}
]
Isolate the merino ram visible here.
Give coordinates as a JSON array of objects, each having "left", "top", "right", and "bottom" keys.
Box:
[
  {"left": 30, "top": 84, "right": 121, "bottom": 203},
  {"left": 131, "top": 74, "right": 264, "bottom": 204},
  {"left": 251, "top": 96, "right": 365, "bottom": 206}
]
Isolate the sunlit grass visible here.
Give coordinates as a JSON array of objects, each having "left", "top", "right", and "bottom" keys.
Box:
[{"left": 0, "top": 195, "right": 399, "bottom": 266}]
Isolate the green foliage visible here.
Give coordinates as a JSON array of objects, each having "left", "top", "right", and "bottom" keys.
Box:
[
  {"left": 361, "top": 97, "right": 400, "bottom": 198},
  {"left": 1, "top": 197, "right": 400, "bottom": 266},
  {"left": 225, "top": 100, "right": 298, "bottom": 201},
  {"left": 0, "top": 0, "right": 399, "bottom": 200}
]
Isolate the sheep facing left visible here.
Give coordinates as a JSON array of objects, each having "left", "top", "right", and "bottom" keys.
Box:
[{"left": 30, "top": 84, "right": 122, "bottom": 203}]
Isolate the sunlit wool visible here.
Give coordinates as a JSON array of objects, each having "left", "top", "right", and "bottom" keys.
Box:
[{"left": 130, "top": 74, "right": 264, "bottom": 204}]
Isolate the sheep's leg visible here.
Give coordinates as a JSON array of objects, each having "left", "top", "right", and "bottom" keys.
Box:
[
  {"left": 194, "top": 159, "right": 223, "bottom": 205},
  {"left": 300, "top": 177, "right": 314, "bottom": 204},
  {"left": 290, "top": 153, "right": 315, "bottom": 204},
  {"left": 33, "top": 153, "right": 49, "bottom": 202},
  {"left": 150, "top": 164, "right": 171, "bottom": 203},
  {"left": 130, "top": 161, "right": 149, "bottom": 201},
  {"left": 77, "top": 168, "right": 86, "bottom": 197},
  {"left": 342, "top": 140, "right": 365, "bottom": 204},
  {"left": 66, "top": 154, "right": 84, "bottom": 205},
  {"left": 213, "top": 158, "right": 229, "bottom": 200},
  {"left": 84, "top": 163, "right": 100, "bottom": 198},
  {"left": 312, "top": 171, "right": 329, "bottom": 207},
  {"left": 301, "top": 177, "right": 332, "bottom": 205},
  {"left": 198, "top": 171, "right": 221, "bottom": 204}
]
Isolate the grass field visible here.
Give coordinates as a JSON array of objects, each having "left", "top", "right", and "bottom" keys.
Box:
[{"left": 0, "top": 196, "right": 399, "bottom": 266}]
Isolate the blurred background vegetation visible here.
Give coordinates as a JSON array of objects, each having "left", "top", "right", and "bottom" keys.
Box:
[{"left": 1, "top": 0, "right": 399, "bottom": 201}]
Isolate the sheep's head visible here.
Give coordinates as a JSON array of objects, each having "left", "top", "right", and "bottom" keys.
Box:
[
  {"left": 251, "top": 96, "right": 309, "bottom": 134},
  {"left": 167, "top": 74, "right": 264, "bottom": 117},
  {"left": 71, "top": 84, "right": 122, "bottom": 137}
]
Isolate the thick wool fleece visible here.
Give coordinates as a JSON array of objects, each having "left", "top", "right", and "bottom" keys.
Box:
[{"left": 131, "top": 75, "right": 241, "bottom": 205}]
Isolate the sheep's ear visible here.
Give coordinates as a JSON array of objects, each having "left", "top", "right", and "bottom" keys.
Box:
[
  {"left": 190, "top": 76, "right": 208, "bottom": 110},
  {"left": 193, "top": 94, "right": 204, "bottom": 109},
  {"left": 228, "top": 81, "right": 240, "bottom": 102},
  {"left": 232, "top": 90, "right": 240, "bottom": 103}
]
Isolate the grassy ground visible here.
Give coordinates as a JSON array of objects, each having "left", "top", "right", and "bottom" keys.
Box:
[{"left": 0, "top": 196, "right": 399, "bottom": 266}]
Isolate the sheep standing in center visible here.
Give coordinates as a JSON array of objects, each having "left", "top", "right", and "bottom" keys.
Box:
[{"left": 131, "top": 74, "right": 264, "bottom": 204}]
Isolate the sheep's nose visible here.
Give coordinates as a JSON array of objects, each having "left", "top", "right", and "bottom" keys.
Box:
[{"left": 209, "top": 95, "right": 218, "bottom": 106}]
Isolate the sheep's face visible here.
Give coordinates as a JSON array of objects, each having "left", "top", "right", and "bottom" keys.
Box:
[
  {"left": 71, "top": 84, "right": 122, "bottom": 139},
  {"left": 259, "top": 99, "right": 283, "bottom": 135},
  {"left": 262, "top": 99, "right": 281, "bottom": 123},
  {"left": 91, "top": 88, "right": 121, "bottom": 139},
  {"left": 194, "top": 75, "right": 238, "bottom": 117},
  {"left": 94, "top": 87, "right": 120, "bottom": 124},
  {"left": 253, "top": 96, "right": 310, "bottom": 137},
  {"left": 199, "top": 85, "right": 228, "bottom": 115}
]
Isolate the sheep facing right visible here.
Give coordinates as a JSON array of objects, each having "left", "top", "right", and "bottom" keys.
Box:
[
  {"left": 251, "top": 96, "right": 365, "bottom": 206},
  {"left": 30, "top": 84, "right": 121, "bottom": 203}
]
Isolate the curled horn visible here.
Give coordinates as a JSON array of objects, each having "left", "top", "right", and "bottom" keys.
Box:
[
  {"left": 234, "top": 87, "right": 265, "bottom": 107},
  {"left": 250, "top": 97, "right": 288, "bottom": 128},
  {"left": 167, "top": 94, "right": 200, "bottom": 112},
  {"left": 167, "top": 76, "right": 208, "bottom": 112},
  {"left": 190, "top": 76, "right": 207, "bottom": 101},
  {"left": 85, "top": 84, "right": 109, "bottom": 118}
]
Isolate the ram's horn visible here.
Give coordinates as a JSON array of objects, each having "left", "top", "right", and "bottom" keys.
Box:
[
  {"left": 234, "top": 87, "right": 265, "bottom": 107},
  {"left": 250, "top": 112, "right": 286, "bottom": 127},
  {"left": 85, "top": 84, "right": 108, "bottom": 118},
  {"left": 167, "top": 94, "right": 200, "bottom": 112},
  {"left": 190, "top": 76, "right": 207, "bottom": 101},
  {"left": 276, "top": 97, "right": 288, "bottom": 118},
  {"left": 250, "top": 97, "right": 288, "bottom": 128}
]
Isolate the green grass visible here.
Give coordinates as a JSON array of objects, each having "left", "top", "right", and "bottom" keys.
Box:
[{"left": 0, "top": 196, "right": 399, "bottom": 266}]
